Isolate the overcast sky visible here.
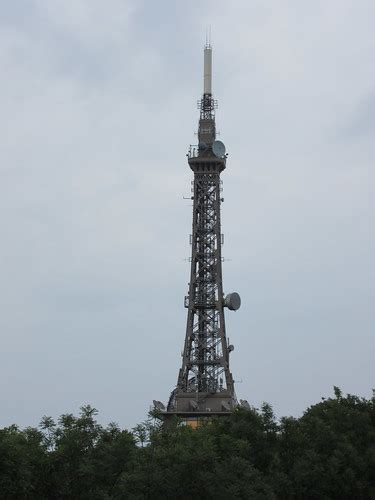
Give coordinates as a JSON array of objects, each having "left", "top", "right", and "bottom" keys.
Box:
[{"left": 1, "top": 0, "right": 374, "bottom": 430}]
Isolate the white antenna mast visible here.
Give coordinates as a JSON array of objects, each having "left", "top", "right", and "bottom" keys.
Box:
[{"left": 204, "top": 27, "right": 212, "bottom": 95}]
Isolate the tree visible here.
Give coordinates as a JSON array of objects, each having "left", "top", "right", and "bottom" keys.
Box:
[{"left": 0, "top": 388, "right": 374, "bottom": 499}]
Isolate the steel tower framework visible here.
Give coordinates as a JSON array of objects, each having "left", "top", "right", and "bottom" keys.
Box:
[{"left": 162, "top": 44, "right": 241, "bottom": 418}]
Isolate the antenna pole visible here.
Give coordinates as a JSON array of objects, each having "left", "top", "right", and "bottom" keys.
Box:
[{"left": 203, "top": 44, "right": 212, "bottom": 95}]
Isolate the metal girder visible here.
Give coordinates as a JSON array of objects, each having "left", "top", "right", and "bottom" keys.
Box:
[{"left": 165, "top": 46, "right": 239, "bottom": 417}]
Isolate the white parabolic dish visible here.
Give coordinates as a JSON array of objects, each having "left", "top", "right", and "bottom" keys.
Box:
[{"left": 212, "top": 140, "right": 226, "bottom": 157}]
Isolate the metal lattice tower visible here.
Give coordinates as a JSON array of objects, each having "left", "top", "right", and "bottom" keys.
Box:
[{"left": 155, "top": 44, "right": 242, "bottom": 419}]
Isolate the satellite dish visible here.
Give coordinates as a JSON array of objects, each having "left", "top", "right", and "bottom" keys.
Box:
[
  {"left": 224, "top": 292, "right": 241, "bottom": 311},
  {"left": 190, "top": 400, "right": 199, "bottom": 411},
  {"left": 153, "top": 400, "right": 165, "bottom": 411},
  {"left": 199, "top": 141, "right": 208, "bottom": 151},
  {"left": 212, "top": 140, "right": 226, "bottom": 158},
  {"left": 221, "top": 401, "right": 231, "bottom": 411},
  {"left": 240, "top": 399, "right": 251, "bottom": 410}
]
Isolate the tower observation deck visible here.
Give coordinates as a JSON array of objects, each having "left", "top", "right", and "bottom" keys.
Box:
[{"left": 154, "top": 44, "right": 245, "bottom": 421}]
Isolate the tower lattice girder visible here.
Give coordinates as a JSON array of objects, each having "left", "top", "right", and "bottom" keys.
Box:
[{"left": 163, "top": 44, "right": 241, "bottom": 418}]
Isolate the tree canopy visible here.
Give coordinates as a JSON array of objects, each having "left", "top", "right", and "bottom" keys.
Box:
[{"left": 0, "top": 389, "right": 374, "bottom": 499}]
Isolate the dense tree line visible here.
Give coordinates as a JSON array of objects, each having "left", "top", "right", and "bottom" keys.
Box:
[{"left": 0, "top": 388, "right": 374, "bottom": 499}]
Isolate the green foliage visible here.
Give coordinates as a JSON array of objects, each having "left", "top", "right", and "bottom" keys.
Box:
[{"left": 0, "top": 388, "right": 374, "bottom": 499}]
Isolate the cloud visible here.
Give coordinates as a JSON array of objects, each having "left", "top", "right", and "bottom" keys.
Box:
[{"left": 339, "top": 90, "right": 375, "bottom": 139}]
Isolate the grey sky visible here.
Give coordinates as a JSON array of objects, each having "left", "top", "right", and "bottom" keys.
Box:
[{"left": 0, "top": 0, "right": 374, "bottom": 429}]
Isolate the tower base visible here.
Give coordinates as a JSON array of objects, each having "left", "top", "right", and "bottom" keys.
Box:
[{"left": 168, "top": 390, "right": 236, "bottom": 414}]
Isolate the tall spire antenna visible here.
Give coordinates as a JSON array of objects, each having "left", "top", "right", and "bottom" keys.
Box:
[
  {"left": 203, "top": 38, "right": 212, "bottom": 95},
  {"left": 157, "top": 42, "right": 245, "bottom": 425}
]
